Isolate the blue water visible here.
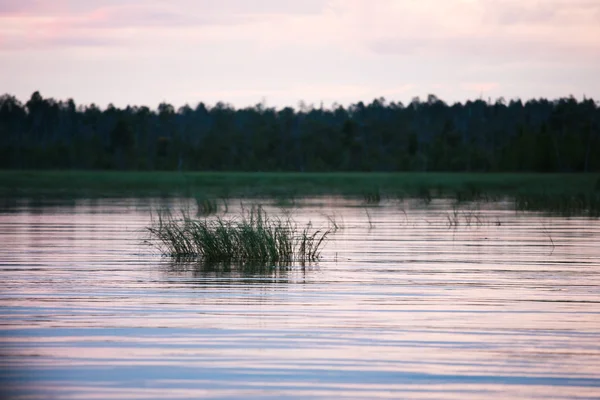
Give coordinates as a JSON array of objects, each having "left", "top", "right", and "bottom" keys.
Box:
[{"left": 1, "top": 198, "right": 599, "bottom": 399}]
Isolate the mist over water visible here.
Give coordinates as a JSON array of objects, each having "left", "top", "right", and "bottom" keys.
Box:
[{"left": 1, "top": 198, "right": 600, "bottom": 399}]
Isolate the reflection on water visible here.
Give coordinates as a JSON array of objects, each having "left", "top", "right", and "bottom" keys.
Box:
[{"left": 1, "top": 198, "right": 600, "bottom": 399}]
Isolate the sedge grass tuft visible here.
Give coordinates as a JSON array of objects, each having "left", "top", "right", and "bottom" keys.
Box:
[{"left": 147, "top": 207, "right": 330, "bottom": 265}]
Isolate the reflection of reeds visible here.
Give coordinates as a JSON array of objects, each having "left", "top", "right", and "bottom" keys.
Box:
[
  {"left": 446, "top": 207, "right": 460, "bottom": 228},
  {"left": 147, "top": 207, "right": 330, "bottom": 265},
  {"left": 364, "top": 207, "right": 374, "bottom": 229},
  {"left": 446, "top": 206, "right": 495, "bottom": 228},
  {"left": 322, "top": 212, "right": 343, "bottom": 232},
  {"left": 165, "top": 259, "right": 295, "bottom": 276}
]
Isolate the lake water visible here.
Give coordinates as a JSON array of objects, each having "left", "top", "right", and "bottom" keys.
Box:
[{"left": 1, "top": 197, "right": 599, "bottom": 399}]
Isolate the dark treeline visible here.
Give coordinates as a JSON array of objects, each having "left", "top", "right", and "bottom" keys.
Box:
[{"left": 1, "top": 92, "right": 599, "bottom": 172}]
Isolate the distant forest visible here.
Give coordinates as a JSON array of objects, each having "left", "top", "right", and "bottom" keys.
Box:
[{"left": 1, "top": 92, "right": 599, "bottom": 172}]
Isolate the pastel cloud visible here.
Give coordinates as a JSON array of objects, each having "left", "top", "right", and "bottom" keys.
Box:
[
  {"left": 0, "top": 0, "right": 598, "bottom": 108},
  {"left": 0, "top": 0, "right": 336, "bottom": 51},
  {"left": 0, "top": 0, "right": 47, "bottom": 14},
  {"left": 331, "top": 0, "right": 600, "bottom": 62}
]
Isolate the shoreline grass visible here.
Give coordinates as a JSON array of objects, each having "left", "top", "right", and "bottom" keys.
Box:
[
  {"left": 3, "top": 171, "right": 599, "bottom": 216},
  {"left": 147, "top": 207, "right": 330, "bottom": 265},
  {"left": 2, "top": 171, "right": 598, "bottom": 199},
  {"left": 515, "top": 192, "right": 600, "bottom": 217}
]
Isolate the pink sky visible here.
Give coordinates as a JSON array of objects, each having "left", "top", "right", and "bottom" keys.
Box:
[{"left": 1, "top": 0, "right": 599, "bottom": 109}]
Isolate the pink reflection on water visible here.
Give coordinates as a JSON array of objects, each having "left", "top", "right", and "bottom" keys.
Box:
[{"left": 1, "top": 198, "right": 600, "bottom": 399}]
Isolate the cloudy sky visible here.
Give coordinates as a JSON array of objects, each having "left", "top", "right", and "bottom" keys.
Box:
[{"left": 1, "top": 0, "right": 599, "bottom": 109}]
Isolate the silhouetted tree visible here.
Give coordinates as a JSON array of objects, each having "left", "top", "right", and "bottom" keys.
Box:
[{"left": 0, "top": 91, "right": 598, "bottom": 172}]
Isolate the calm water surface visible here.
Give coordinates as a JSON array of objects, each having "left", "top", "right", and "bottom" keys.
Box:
[{"left": 1, "top": 198, "right": 599, "bottom": 399}]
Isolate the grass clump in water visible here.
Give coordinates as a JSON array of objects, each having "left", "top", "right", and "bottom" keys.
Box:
[
  {"left": 194, "top": 196, "right": 219, "bottom": 215},
  {"left": 147, "top": 207, "right": 330, "bottom": 264},
  {"left": 362, "top": 188, "right": 382, "bottom": 205},
  {"left": 515, "top": 192, "right": 600, "bottom": 217}
]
